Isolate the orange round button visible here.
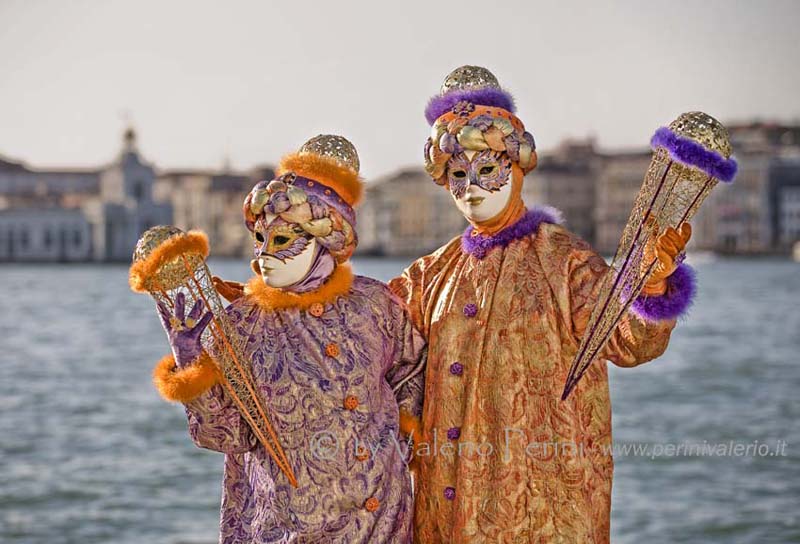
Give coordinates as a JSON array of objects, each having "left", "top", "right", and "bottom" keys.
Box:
[
  {"left": 309, "top": 303, "right": 324, "bottom": 317},
  {"left": 325, "top": 343, "right": 340, "bottom": 357},
  {"left": 356, "top": 445, "right": 370, "bottom": 461},
  {"left": 365, "top": 497, "right": 380, "bottom": 512},
  {"left": 343, "top": 395, "right": 359, "bottom": 410}
]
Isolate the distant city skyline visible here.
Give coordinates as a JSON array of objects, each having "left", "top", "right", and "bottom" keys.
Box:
[{"left": 1, "top": 0, "right": 799, "bottom": 178}]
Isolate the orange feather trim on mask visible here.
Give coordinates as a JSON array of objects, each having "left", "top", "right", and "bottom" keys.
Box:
[
  {"left": 244, "top": 264, "right": 353, "bottom": 311},
  {"left": 152, "top": 352, "right": 220, "bottom": 403},
  {"left": 277, "top": 153, "right": 363, "bottom": 207},
  {"left": 129, "top": 230, "right": 210, "bottom": 293}
]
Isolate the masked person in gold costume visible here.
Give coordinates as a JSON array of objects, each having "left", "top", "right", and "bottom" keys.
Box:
[{"left": 388, "top": 66, "right": 697, "bottom": 543}]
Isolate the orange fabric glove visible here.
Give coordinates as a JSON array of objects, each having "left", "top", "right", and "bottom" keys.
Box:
[
  {"left": 642, "top": 223, "right": 692, "bottom": 296},
  {"left": 212, "top": 276, "right": 246, "bottom": 303}
]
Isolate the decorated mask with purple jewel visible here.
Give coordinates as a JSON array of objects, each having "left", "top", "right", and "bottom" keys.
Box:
[
  {"left": 446, "top": 150, "right": 512, "bottom": 200},
  {"left": 253, "top": 216, "right": 313, "bottom": 261}
]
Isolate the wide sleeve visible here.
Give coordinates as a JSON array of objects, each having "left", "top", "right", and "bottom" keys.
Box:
[
  {"left": 567, "top": 246, "right": 677, "bottom": 368},
  {"left": 152, "top": 351, "right": 257, "bottom": 454},
  {"left": 533, "top": 220, "right": 692, "bottom": 369},
  {"left": 183, "top": 381, "right": 258, "bottom": 454}
]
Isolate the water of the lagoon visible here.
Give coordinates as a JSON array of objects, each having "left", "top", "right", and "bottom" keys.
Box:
[{"left": 0, "top": 256, "right": 798, "bottom": 544}]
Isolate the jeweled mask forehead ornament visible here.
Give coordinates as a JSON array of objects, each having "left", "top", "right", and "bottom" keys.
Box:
[
  {"left": 424, "top": 65, "right": 538, "bottom": 186},
  {"left": 243, "top": 134, "right": 362, "bottom": 264}
]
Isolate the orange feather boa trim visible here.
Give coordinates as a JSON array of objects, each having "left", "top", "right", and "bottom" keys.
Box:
[
  {"left": 152, "top": 351, "right": 220, "bottom": 403},
  {"left": 244, "top": 264, "right": 353, "bottom": 311},
  {"left": 129, "top": 230, "right": 210, "bottom": 293}
]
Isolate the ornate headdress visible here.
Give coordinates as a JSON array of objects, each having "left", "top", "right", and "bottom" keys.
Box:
[
  {"left": 243, "top": 134, "right": 361, "bottom": 263},
  {"left": 424, "top": 65, "right": 538, "bottom": 185}
]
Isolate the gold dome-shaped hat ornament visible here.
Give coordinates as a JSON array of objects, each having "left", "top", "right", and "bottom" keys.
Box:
[
  {"left": 129, "top": 226, "right": 298, "bottom": 487},
  {"left": 299, "top": 134, "right": 360, "bottom": 173},
  {"left": 562, "top": 112, "right": 737, "bottom": 400},
  {"left": 440, "top": 65, "right": 501, "bottom": 94}
]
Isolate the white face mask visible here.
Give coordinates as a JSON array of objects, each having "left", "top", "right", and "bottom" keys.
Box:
[
  {"left": 452, "top": 181, "right": 513, "bottom": 223},
  {"left": 447, "top": 150, "right": 513, "bottom": 223},
  {"left": 253, "top": 214, "right": 318, "bottom": 289},
  {"left": 257, "top": 237, "right": 318, "bottom": 288}
]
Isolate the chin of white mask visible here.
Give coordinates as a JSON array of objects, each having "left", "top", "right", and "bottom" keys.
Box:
[
  {"left": 258, "top": 237, "right": 318, "bottom": 288},
  {"left": 453, "top": 182, "right": 512, "bottom": 223}
]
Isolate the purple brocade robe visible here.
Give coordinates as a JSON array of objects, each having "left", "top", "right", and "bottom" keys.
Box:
[{"left": 183, "top": 276, "right": 426, "bottom": 543}]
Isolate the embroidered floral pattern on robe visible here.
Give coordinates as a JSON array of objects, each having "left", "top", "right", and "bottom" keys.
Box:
[
  {"left": 184, "top": 276, "right": 426, "bottom": 543},
  {"left": 389, "top": 220, "right": 675, "bottom": 544}
]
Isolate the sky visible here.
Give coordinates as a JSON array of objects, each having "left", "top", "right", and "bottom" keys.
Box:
[{"left": 1, "top": 0, "right": 799, "bottom": 178}]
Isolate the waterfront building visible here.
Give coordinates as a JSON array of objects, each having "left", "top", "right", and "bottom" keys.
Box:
[
  {"left": 0, "top": 208, "right": 92, "bottom": 261},
  {"left": 357, "top": 167, "right": 465, "bottom": 256},
  {"left": 0, "top": 129, "right": 172, "bottom": 262},
  {"left": 692, "top": 123, "right": 800, "bottom": 253},
  {"left": 154, "top": 166, "right": 273, "bottom": 257},
  {"left": 593, "top": 151, "right": 652, "bottom": 255},
  {"left": 526, "top": 139, "right": 599, "bottom": 246},
  {"left": 768, "top": 156, "right": 800, "bottom": 250}
]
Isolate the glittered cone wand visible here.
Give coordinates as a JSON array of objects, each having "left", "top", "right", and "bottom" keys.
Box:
[
  {"left": 129, "top": 226, "right": 298, "bottom": 486},
  {"left": 561, "top": 112, "right": 737, "bottom": 400}
]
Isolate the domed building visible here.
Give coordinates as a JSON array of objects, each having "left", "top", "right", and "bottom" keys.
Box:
[{"left": 0, "top": 128, "right": 172, "bottom": 262}]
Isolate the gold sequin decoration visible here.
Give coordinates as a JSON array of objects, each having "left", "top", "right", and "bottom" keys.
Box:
[
  {"left": 440, "top": 65, "right": 500, "bottom": 94},
  {"left": 132, "top": 225, "right": 204, "bottom": 291},
  {"left": 298, "top": 134, "right": 360, "bottom": 173},
  {"left": 668, "top": 111, "right": 733, "bottom": 158}
]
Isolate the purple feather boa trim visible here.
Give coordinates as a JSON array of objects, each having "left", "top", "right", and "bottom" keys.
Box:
[
  {"left": 425, "top": 87, "right": 515, "bottom": 126},
  {"left": 650, "top": 127, "right": 737, "bottom": 182},
  {"left": 631, "top": 263, "right": 697, "bottom": 322},
  {"left": 461, "top": 206, "right": 564, "bottom": 259}
]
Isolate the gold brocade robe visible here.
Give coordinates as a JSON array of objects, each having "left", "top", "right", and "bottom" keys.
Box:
[{"left": 389, "top": 219, "right": 675, "bottom": 543}]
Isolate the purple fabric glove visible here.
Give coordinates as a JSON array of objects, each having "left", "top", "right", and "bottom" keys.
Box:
[{"left": 157, "top": 292, "right": 214, "bottom": 368}]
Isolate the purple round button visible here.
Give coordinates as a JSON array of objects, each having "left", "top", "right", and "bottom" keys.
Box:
[
  {"left": 463, "top": 303, "right": 478, "bottom": 318},
  {"left": 444, "top": 486, "right": 456, "bottom": 500},
  {"left": 449, "top": 362, "right": 463, "bottom": 376},
  {"left": 447, "top": 427, "right": 461, "bottom": 440}
]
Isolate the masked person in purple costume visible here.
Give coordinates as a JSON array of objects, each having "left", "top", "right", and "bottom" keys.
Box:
[{"left": 151, "top": 135, "right": 426, "bottom": 543}]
